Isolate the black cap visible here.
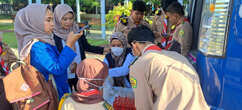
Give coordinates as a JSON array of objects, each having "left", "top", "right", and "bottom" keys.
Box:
[
  {"left": 166, "top": 1, "right": 184, "bottom": 16},
  {"left": 128, "top": 25, "right": 155, "bottom": 45},
  {"left": 132, "top": 0, "right": 146, "bottom": 12},
  {"left": 161, "top": 0, "right": 177, "bottom": 11}
]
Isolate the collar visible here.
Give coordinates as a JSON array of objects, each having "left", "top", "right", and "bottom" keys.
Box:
[
  {"left": 142, "top": 44, "right": 162, "bottom": 55},
  {"left": 129, "top": 16, "right": 145, "bottom": 25}
]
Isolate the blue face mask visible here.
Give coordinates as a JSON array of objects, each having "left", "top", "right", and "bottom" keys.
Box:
[{"left": 111, "top": 47, "right": 124, "bottom": 57}]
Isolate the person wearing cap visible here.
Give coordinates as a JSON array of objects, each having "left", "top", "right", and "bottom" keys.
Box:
[
  {"left": 113, "top": 0, "right": 151, "bottom": 39},
  {"left": 166, "top": 2, "right": 193, "bottom": 56},
  {"left": 127, "top": 25, "right": 209, "bottom": 110}
]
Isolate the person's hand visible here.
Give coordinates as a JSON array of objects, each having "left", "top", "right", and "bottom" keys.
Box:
[
  {"left": 103, "top": 46, "right": 110, "bottom": 54},
  {"left": 66, "top": 31, "right": 83, "bottom": 48},
  {"left": 70, "top": 62, "right": 77, "bottom": 73}
]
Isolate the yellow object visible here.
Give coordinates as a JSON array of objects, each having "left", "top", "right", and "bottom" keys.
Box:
[
  {"left": 103, "top": 102, "right": 114, "bottom": 110},
  {"left": 210, "top": 4, "right": 215, "bottom": 13},
  {"left": 179, "top": 30, "right": 185, "bottom": 37},
  {"left": 171, "top": 25, "right": 176, "bottom": 30},
  {"left": 58, "top": 93, "right": 71, "bottom": 110},
  {"left": 130, "top": 77, "right": 137, "bottom": 88},
  {"left": 121, "top": 18, "right": 127, "bottom": 24},
  {"left": 1, "top": 51, "right": 6, "bottom": 56}
]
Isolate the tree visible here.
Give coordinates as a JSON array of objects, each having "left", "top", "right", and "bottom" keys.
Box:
[
  {"left": 0, "top": 0, "right": 13, "bottom": 4},
  {"left": 106, "top": 2, "right": 132, "bottom": 27},
  {"left": 12, "top": 0, "right": 27, "bottom": 11}
]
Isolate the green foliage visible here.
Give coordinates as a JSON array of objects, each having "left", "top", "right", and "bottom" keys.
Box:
[
  {"left": 2, "top": 32, "right": 17, "bottom": 48},
  {"left": 12, "top": 0, "right": 27, "bottom": 11},
  {"left": 0, "top": 15, "right": 11, "bottom": 19},
  {"left": 78, "top": 0, "right": 99, "bottom": 13},
  {"left": 105, "top": 2, "right": 132, "bottom": 27},
  {"left": 0, "top": 23, "right": 14, "bottom": 30},
  {"left": 0, "top": 0, "right": 14, "bottom": 4},
  {"left": 1, "top": 31, "right": 107, "bottom": 49},
  {"left": 144, "top": 16, "right": 153, "bottom": 24},
  {"left": 87, "top": 38, "right": 108, "bottom": 46},
  {"left": 144, "top": 0, "right": 161, "bottom": 6}
]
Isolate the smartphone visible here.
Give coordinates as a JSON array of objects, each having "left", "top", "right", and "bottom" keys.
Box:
[{"left": 78, "top": 25, "right": 89, "bottom": 33}]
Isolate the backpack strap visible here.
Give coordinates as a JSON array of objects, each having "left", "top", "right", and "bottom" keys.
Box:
[
  {"left": 105, "top": 53, "right": 115, "bottom": 68},
  {"left": 53, "top": 34, "right": 64, "bottom": 53}
]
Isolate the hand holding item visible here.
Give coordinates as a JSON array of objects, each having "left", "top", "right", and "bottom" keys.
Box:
[
  {"left": 70, "top": 62, "right": 77, "bottom": 73},
  {"left": 66, "top": 31, "right": 83, "bottom": 48}
]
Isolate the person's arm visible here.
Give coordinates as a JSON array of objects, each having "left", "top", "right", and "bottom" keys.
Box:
[
  {"left": 31, "top": 42, "right": 76, "bottom": 75},
  {"left": 81, "top": 35, "right": 104, "bottom": 54},
  {"left": 179, "top": 24, "right": 193, "bottom": 56},
  {"left": 103, "top": 57, "right": 109, "bottom": 67},
  {"left": 108, "top": 53, "right": 135, "bottom": 77}
]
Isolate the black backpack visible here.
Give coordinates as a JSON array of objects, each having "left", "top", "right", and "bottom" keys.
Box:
[{"left": 0, "top": 79, "right": 13, "bottom": 110}]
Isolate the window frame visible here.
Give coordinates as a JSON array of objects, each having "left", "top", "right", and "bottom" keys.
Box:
[{"left": 197, "top": 0, "right": 233, "bottom": 58}]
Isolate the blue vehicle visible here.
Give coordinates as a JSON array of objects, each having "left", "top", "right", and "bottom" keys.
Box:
[{"left": 186, "top": 0, "right": 242, "bottom": 109}]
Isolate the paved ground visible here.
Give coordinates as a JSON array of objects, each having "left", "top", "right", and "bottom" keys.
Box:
[{"left": 0, "top": 19, "right": 12, "bottom": 23}]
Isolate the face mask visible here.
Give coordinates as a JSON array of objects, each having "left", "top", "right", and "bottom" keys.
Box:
[
  {"left": 111, "top": 47, "right": 124, "bottom": 57},
  {"left": 78, "top": 77, "right": 104, "bottom": 90}
]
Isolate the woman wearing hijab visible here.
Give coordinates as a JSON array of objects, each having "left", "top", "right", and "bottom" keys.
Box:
[
  {"left": 14, "top": 4, "right": 83, "bottom": 98},
  {"left": 60, "top": 58, "right": 108, "bottom": 110},
  {"left": 103, "top": 32, "right": 134, "bottom": 87},
  {"left": 53, "top": 4, "right": 107, "bottom": 91}
]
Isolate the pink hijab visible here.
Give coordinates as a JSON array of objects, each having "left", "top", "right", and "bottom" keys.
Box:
[
  {"left": 14, "top": 4, "right": 55, "bottom": 60},
  {"left": 53, "top": 4, "right": 79, "bottom": 41},
  {"left": 72, "top": 58, "right": 108, "bottom": 104}
]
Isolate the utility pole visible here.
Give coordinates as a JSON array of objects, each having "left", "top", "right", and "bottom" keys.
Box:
[
  {"left": 28, "top": 0, "right": 32, "bottom": 5},
  {"left": 100, "top": 0, "right": 106, "bottom": 39},
  {"left": 36, "top": 0, "right": 41, "bottom": 4},
  {"left": 61, "top": 0, "right": 64, "bottom": 4},
  {"left": 76, "top": 0, "right": 81, "bottom": 23}
]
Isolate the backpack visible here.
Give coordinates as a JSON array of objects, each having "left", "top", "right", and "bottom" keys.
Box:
[
  {"left": 3, "top": 55, "right": 58, "bottom": 110},
  {"left": 0, "top": 78, "right": 13, "bottom": 110}
]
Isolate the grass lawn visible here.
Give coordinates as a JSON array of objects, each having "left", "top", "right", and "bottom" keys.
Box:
[
  {"left": 87, "top": 38, "right": 109, "bottom": 46},
  {"left": 0, "top": 23, "right": 14, "bottom": 31},
  {"left": 0, "top": 15, "right": 11, "bottom": 19},
  {"left": 2, "top": 32, "right": 18, "bottom": 48},
  {"left": 0, "top": 22, "right": 110, "bottom": 48},
  {"left": 2, "top": 32, "right": 108, "bottom": 49}
]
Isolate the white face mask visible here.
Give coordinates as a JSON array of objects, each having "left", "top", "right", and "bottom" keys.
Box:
[{"left": 111, "top": 47, "right": 124, "bottom": 57}]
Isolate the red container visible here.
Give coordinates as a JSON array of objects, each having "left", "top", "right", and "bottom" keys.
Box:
[{"left": 113, "top": 96, "right": 136, "bottom": 110}]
